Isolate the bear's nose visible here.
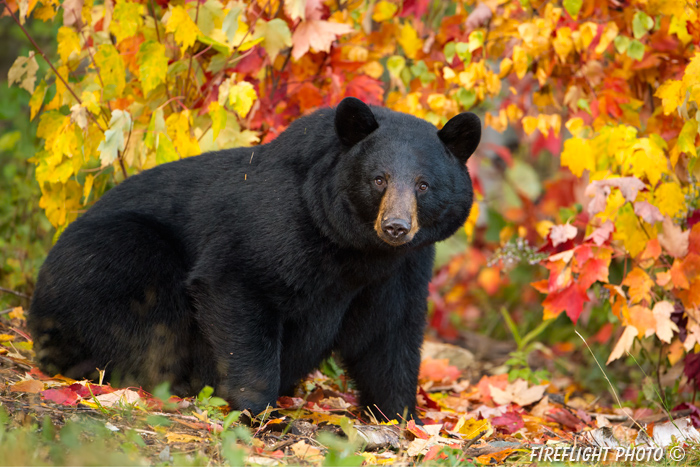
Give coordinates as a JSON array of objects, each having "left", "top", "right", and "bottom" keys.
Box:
[{"left": 382, "top": 218, "right": 410, "bottom": 239}]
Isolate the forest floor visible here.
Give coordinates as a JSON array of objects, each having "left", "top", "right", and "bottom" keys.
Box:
[{"left": 1, "top": 307, "right": 699, "bottom": 466}]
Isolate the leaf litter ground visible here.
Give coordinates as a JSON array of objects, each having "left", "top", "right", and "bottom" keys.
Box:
[{"left": 1, "top": 309, "right": 699, "bottom": 466}]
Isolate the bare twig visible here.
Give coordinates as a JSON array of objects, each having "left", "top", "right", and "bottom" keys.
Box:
[{"left": 0, "top": 287, "right": 29, "bottom": 299}]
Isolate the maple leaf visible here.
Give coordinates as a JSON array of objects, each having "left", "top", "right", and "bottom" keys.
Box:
[
  {"left": 561, "top": 137, "right": 595, "bottom": 177},
  {"left": 419, "top": 358, "right": 461, "bottom": 383},
  {"left": 228, "top": 81, "right": 257, "bottom": 118},
  {"left": 93, "top": 44, "right": 126, "bottom": 99},
  {"left": 586, "top": 220, "right": 614, "bottom": 246},
  {"left": 165, "top": 5, "right": 201, "bottom": 54},
  {"left": 658, "top": 216, "right": 689, "bottom": 258},
  {"left": 61, "top": 0, "right": 83, "bottom": 28},
  {"left": 257, "top": 18, "right": 292, "bottom": 63},
  {"left": 397, "top": 23, "right": 422, "bottom": 60},
  {"left": 622, "top": 267, "right": 654, "bottom": 304},
  {"left": 137, "top": 40, "right": 168, "bottom": 96},
  {"left": 542, "top": 283, "right": 587, "bottom": 322},
  {"left": 550, "top": 223, "right": 577, "bottom": 247},
  {"left": 578, "top": 257, "right": 609, "bottom": 290},
  {"left": 291, "top": 19, "right": 354, "bottom": 60},
  {"left": 8, "top": 51, "right": 38, "bottom": 94},
  {"left": 607, "top": 325, "right": 638, "bottom": 364},
  {"left": 42, "top": 387, "right": 80, "bottom": 405},
  {"left": 633, "top": 201, "right": 663, "bottom": 224},
  {"left": 109, "top": 0, "right": 144, "bottom": 43},
  {"left": 489, "top": 379, "right": 548, "bottom": 406},
  {"left": 650, "top": 301, "right": 679, "bottom": 343},
  {"left": 655, "top": 182, "right": 686, "bottom": 218},
  {"left": 98, "top": 110, "right": 132, "bottom": 168},
  {"left": 57, "top": 26, "right": 81, "bottom": 63}
]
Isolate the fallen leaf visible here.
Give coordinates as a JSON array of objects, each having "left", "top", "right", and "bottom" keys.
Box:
[
  {"left": 9, "top": 379, "right": 44, "bottom": 393},
  {"left": 42, "top": 387, "right": 80, "bottom": 405},
  {"left": 92, "top": 388, "right": 141, "bottom": 407},
  {"left": 166, "top": 432, "right": 203, "bottom": 444},
  {"left": 489, "top": 379, "right": 548, "bottom": 406}
]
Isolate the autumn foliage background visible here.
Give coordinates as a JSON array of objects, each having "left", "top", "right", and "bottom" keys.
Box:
[{"left": 2, "top": 0, "right": 700, "bottom": 411}]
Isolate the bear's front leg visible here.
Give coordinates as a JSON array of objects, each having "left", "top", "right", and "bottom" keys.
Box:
[
  {"left": 188, "top": 275, "right": 282, "bottom": 414},
  {"left": 337, "top": 252, "right": 433, "bottom": 423}
]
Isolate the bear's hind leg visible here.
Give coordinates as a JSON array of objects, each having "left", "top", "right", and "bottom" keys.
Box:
[{"left": 29, "top": 212, "right": 207, "bottom": 393}]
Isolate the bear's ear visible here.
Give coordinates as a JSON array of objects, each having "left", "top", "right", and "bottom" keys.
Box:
[
  {"left": 437, "top": 112, "right": 481, "bottom": 164},
  {"left": 335, "top": 97, "right": 379, "bottom": 147}
]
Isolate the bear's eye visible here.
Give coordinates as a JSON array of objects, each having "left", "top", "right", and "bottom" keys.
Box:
[
  {"left": 418, "top": 182, "right": 429, "bottom": 192},
  {"left": 374, "top": 176, "right": 386, "bottom": 187}
]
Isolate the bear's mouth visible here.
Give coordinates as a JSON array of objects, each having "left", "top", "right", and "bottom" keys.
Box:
[{"left": 377, "top": 230, "right": 417, "bottom": 246}]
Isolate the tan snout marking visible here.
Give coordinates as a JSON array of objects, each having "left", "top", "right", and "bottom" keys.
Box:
[{"left": 374, "top": 184, "right": 420, "bottom": 244}]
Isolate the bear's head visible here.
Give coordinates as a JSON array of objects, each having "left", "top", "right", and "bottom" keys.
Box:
[{"left": 331, "top": 97, "right": 480, "bottom": 249}]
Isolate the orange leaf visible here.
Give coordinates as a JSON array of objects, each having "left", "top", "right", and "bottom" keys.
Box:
[
  {"left": 419, "top": 358, "right": 460, "bottom": 383},
  {"left": 10, "top": 379, "right": 45, "bottom": 393},
  {"left": 622, "top": 267, "right": 654, "bottom": 304}
]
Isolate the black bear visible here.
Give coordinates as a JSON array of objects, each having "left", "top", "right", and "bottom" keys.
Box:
[{"left": 29, "top": 97, "right": 480, "bottom": 421}]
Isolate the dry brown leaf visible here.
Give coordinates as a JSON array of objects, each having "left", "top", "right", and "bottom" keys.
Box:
[
  {"left": 290, "top": 440, "right": 324, "bottom": 462},
  {"left": 489, "top": 379, "right": 547, "bottom": 406},
  {"left": 93, "top": 388, "right": 141, "bottom": 407},
  {"left": 9, "top": 379, "right": 44, "bottom": 393}
]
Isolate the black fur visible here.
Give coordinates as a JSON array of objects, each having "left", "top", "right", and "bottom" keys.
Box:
[{"left": 29, "top": 98, "right": 480, "bottom": 421}]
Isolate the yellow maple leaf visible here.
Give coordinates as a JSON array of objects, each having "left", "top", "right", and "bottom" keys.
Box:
[
  {"left": 57, "top": 26, "right": 81, "bottom": 63},
  {"left": 110, "top": 1, "right": 144, "bottom": 44},
  {"left": 552, "top": 27, "right": 573, "bottom": 62},
  {"left": 613, "top": 204, "right": 648, "bottom": 257},
  {"left": 655, "top": 80, "right": 683, "bottom": 115},
  {"left": 166, "top": 5, "right": 201, "bottom": 54},
  {"left": 512, "top": 45, "right": 529, "bottom": 79},
  {"left": 398, "top": 23, "right": 421, "bottom": 60},
  {"left": 372, "top": 0, "right": 398, "bottom": 22},
  {"left": 625, "top": 138, "right": 668, "bottom": 186},
  {"left": 228, "top": 81, "right": 257, "bottom": 118},
  {"left": 654, "top": 182, "right": 686, "bottom": 218},
  {"left": 561, "top": 136, "right": 595, "bottom": 177}
]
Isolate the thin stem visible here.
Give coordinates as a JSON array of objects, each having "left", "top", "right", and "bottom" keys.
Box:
[
  {"left": 0, "top": 287, "right": 29, "bottom": 299},
  {"left": 2, "top": 0, "right": 105, "bottom": 132},
  {"left": 73, "top": 10, "right": 112, "bottom": 123},
  {"left": 183, "top": 0, "right": 202, "bottom": 105}
]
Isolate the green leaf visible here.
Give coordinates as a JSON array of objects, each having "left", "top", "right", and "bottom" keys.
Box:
[
  {"left": 156, "top": 135, "right": 178, "bottom": 165},
  {"left": 563, "top": 0, "right": 582, "bottom": 19},
  {"left": 145, "top": 107, "right": 166, "bottom": 149},
  {"left": 137, "top": 41, "right": 168, "bottom": 96},
  {"left": 456, "top": 88, "right": 476, "bottom": 110},
  {"left": 209, "top": 103, "right": 228, "bottom": 141},
  {"left": 443, "top": 42, "right": 455, "bottom": 63},
  {"left": 94, "top": 44, "right": 126, "bottom": 99},
  {"left": 678, "top": 120, "right": 699, "bottom": 158},
  {"left": 386, "top": 55, "right": 406, "bottom": 77},
  {"left": 257, "top": 18, "right": 292, "bottom": 62},
  {"left": 98, "top": 110, "right": 132, "bottom": 168},
  {"left": 467, "top": 31, "right": 484, "bottom": 52},
  {"left": 614, "top": 35, "right": 630, "bottom": 53},
  {"left": 222, "top": 6, "right": 242, "bottom": 44},
  {"left": 626, "top": 39, "right": 645, "bottom": 61},
  {"left": 632, "top": 11, "right": 654, "bottom": 39},
  {"left": 109, "top": 1, "right": 144, "bottom": 43},
  {"left": 196, "top": 0, "right": 224, "bottom": 36},
  {"left": 577, "top": 98, "right": 592, "bottom": 115},
  {"left": 455, "top": 42, "right": 471, "bottom": 63}
]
